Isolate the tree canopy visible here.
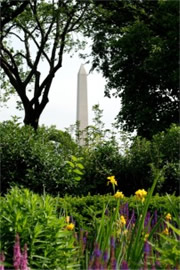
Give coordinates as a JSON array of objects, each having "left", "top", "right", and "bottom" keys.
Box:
[
  {"left": 87, "top": 0, "right": 179, "bottom": 138},
  {"left": 1, "top": 0, "right": 178, "bottom": 135},
  {"left": 1, "top": 0, "right": 90, "bottom": 129}
]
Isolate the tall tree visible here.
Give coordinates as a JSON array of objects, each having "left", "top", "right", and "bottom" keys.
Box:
[
  {"left": 1, "top": 0, "right": 90, "bottom": 129},
  {"left": 87, "top": 0, "right": 179, "bottom": 138}
]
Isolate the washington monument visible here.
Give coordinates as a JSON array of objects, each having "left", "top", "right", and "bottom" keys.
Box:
[{"left": 76, "top": 64, "right": 88, "bottom": 144}]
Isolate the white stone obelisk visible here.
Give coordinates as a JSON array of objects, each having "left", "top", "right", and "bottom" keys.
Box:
[{"left": 76, "top": 64, "right": 88, "bottom": 144}]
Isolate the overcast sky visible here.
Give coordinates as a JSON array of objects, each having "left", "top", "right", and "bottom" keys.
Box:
[{"left": 0, "top": 51, "right": 120, "bottom": 131}]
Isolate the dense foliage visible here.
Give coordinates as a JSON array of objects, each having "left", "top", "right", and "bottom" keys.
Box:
[
  {"left": 1, "top": 120, "right": 179, "bottom": 196},
  {"left": 0, "top": 187, "right": 78, "bottom": 269},
  {"left": 116, "top": 124, "right": 180, "bottom": 196},
  {"left": 80, "top": 124, "right": 179, "bottom": 196},
  {"left": 0, "top": 120, "right": 83, "bottom": 195},
  {"left": 1, "top": 0, "right": 30, "bottom": 28},
  {"left": 87, "top": 0, "right": 178, "bottom": 138}
]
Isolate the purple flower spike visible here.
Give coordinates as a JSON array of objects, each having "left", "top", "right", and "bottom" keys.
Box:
[
  {"left": 152, "top": 210, "right": 158, "bottom": 228},
  {"left": 94, "top": 243, "right": 101, "bottom": 257},
  {"left": 103, "top": 250, "right": 108, "bottom": 262},
  {"left": 0, "top": 252, "right": 5, "bottom": 270},
  {"left": 130, "top": 210, "right": 136, "bottom": 226},
  {"left": 105, "top": 209, "right": 109, "bottom": 216},
  {"left": 13, "top": 234, "right": 22, "bottom": 270},
  {"left": 155, "top": 260, "right": 161, "bottom": 267},
  {"left": 144, "top": 212, "right": 151, "bottom": 227},
  {"left": 121, "top": 260, "right": 129, "bottom": 270},
  {"left": 124, "top": 203, "right": 129, "bottom": 223},
  {"left": 144, "top": 241, "right": 150, "bottom": 254},
  {"left": 21, "top": 244, "right": 28, "bottom": 270},
  {"left": 93, "top": 243, "right": 102, "bottom": 269},
  {"left": 110, "top": 236, "right": 115, "bottom": 248},
  {"left": 83, "top": 236, "right": 87, "bottom": 245},
  {"left": 110, "top": 257, "right": 116, "bottom": 270}
]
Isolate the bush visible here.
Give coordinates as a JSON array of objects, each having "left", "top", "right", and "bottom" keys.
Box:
[
  {"left": 151, "top": 124, "right": 180, "bottom": 193},
  {"left": 0, "top": 187, "right": 78, "bottom": 269},
  {"left": 116, "top": 124, "right": 180, "bottom": 195},
  {"left": 79, "top": 140, "right": 123, "bottom": 195},
  {"left": 0, "top": 120, "right": 83, "bottom": 195}
]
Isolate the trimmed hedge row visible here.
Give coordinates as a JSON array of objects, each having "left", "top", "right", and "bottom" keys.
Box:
[{"left": 58, "top": 193, "right": 180, "bottom": 231}]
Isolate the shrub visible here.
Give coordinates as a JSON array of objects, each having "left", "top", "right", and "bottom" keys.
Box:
[
  {"left": 151, "top": 124, "right": 180, "bottom": 193},
  {"left": 116, "top": 124, "right": 180, "bottom": 195},
  {"left": 0, "top": 120, "right": 83, "bottom": 195},
  {"left": 79, "top": 140, "right": 123, "bottom": 195}
]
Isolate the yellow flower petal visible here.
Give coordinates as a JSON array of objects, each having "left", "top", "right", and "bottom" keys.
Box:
[
  {"left": 162, "top": 227, "right": 169, "bottom": 235},
  {"left": 165, "top": 213, "right": 172, "bottom": 221},
  {"left": 66, "top": 223, "right": 74, "bottom": 231},
  {"left": 66, "top": 216, "right": 70, "bottom": 223},
  {"left": 144, "top": 233, "right": 149, "bottom": 241}
]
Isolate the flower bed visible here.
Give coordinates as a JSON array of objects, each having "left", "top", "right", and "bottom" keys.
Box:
[{"left": 0, "top": 178, "right": 179, "bottom": 269}]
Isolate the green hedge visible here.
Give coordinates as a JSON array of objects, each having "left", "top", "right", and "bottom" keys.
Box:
[{"left": 58, "top": 193, "right": 180, "bottom": 231}]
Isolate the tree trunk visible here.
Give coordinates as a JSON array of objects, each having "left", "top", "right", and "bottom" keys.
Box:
[
  {"left": 23, "top": 106, "right": 40, "bottom": 130},
  {"left": 23, "top": 95, "right": 49, "bottom": 130}
]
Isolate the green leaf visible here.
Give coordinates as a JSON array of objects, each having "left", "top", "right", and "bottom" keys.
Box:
[
  {"left": 166, "top": 222, "right": 180, "bottom": 236},
  {"left": 74, "top": 176, "right": 81, "bottom": 181},
  {"left": 71, "top": 155, "right": 78, "bottom": 162},
  {"left": 76, "top": 163, "right": 84, "bottom": 169},
  {"left": 66, "top": 161, "right": 75, "bottom": 168},
  {"left": 73, "top": 169, "right": 83, "bottom": 175}
]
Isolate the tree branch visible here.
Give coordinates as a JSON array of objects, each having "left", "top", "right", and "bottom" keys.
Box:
[
  {"left": 1, "top": 1, "right": 30, "bottom": 28},
  {"left": 30, "top": 0, "right": 45, "bottom": 41},
  {"left": 68, "top": 4, "right": 89, "bottom": 32},
  {"left": 1, "top": 57, "right": 29, "bottom": 107},
  {"left": 24, "top": 32, "right": 34, "bottom": 68},
  {"left": 21, "top": 23, "right": 51, "bottom": 87},
  {"left": 1, "top": 46, "right": 22, "bottom": 84},
  {"left": 8, "top": 32, "right": 25, "bottom": 42},
  {"left": 1, "top": 58, "right": 19, "bottom": 89}
]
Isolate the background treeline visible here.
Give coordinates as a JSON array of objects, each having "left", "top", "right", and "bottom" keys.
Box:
[{"left": 1, "top": 115, "right": 179, "bottom": 196}]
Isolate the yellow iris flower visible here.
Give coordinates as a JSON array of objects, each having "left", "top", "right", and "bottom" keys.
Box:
[
  {"left": 162, "top": 227, "right": 169, "bottom": 235},
  {"left": 114, "top": 191, "right": 124, "bottom": 199},
  {"left": 165, "top": 213, "right": 172, "bottom": 221},
  {"left": 144, "top": 233, "right": 149, "bottom": 241},
  {"left": 107, "top": 176, "right": 117, "bottom": 186},
  {"left": 135, "top": 189, "right": 147, "bottom": 202},
  {"left": 120, "top": 215, "right": 126, "bottom": 226},
  {"left": 66, "top": 223, "right": 75, "bottom": 231}
]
